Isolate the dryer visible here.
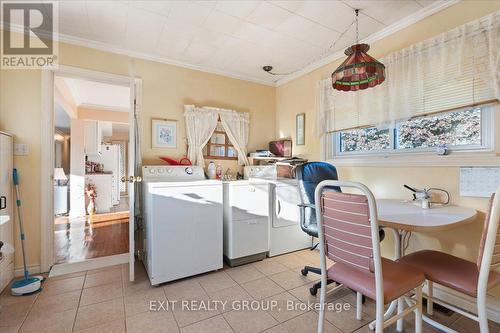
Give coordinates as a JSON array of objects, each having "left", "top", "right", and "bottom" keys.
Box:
[{"left": 142, "top": 165, "right": 223, "bottom": 285}]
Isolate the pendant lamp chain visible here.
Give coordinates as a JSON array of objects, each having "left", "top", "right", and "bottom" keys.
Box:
[{"left": 355, "top": 9, "right": 359, "bottom": 45}]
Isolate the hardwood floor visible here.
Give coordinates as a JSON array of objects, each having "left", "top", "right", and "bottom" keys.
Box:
[{"left": 54, "top": 212, "right": 129, "bottom": 264}]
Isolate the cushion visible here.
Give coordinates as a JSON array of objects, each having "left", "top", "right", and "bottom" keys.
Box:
[
  {"left": 327, "top": 258, "right": 425, "bottom": 304},
  {"left": 399, "top": 250, "right": 500, "bottom": 297}
]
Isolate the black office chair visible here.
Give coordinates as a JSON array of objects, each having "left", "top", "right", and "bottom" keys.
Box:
[{"left": 296, "top": 162, "right": 385, "bottom": 296}]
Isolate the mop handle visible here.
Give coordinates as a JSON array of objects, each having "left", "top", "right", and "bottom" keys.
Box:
[{"left": 13, "top": 169, "right": 28, "bottom": 280}]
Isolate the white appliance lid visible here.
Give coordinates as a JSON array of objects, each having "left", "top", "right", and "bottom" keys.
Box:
[{"left": 142, "top": 165, "right": 206, "bottom": 182}]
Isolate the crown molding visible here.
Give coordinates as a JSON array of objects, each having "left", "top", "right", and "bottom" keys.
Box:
[
  {"left": 0, "top": 22, "right": 276, "bottom": 87},
  {"left": 1, "top": 0, "right": 458, "bottom": 88},
  {"left": 274, "top": 0, "right": 459, "bottom": 87}
]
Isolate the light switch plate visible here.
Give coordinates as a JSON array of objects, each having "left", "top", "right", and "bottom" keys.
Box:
[{"left": 13, "top": 143, "right": 29, "bottom": 156}]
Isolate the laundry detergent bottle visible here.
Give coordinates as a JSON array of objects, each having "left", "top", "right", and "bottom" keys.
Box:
[{"left": 207, "top": 161, "right": 216, "bottom": 179}]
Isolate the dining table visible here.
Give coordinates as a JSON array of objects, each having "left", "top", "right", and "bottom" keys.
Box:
[{"left": 367, "top": 199, "right": 478, "bottom": 331}]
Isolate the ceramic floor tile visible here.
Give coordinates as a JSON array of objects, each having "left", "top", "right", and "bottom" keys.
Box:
[
  {"left": 84, "top": 269, "right": 122, "bottom": 289},
  {"left": 223, "top": 309, "right": 278, "bottom": 333},
  {"left": 42, "top": 276, "right": 85, "bottom": 296},
  {"left": 124, "top": 287, "right": 167, "bottom": 317},
  {"left": 207, "top": 284, "right": 253, "bottom": 313},
  {"left": 171, "top": 294, "right": 221, "bottom": 328},
  {"left": 225, "top": 264, "right": 265, "bottom": 284},
  {"left": 123, "top": 278, "right": 151, "bottom": 298},
  {"left": 0, "top": 300, "right": 33, "bottom": 328},
  {"left": 273, "top": 253, "right": 309, "bottom": 270},
  {"left": 268, "top": 270, "right": 316, "bottom": 291},
  {"left": 48, "top": 271, "right": 86, "bottom": 281},
  {"left": 164, "top": 279, "right": 207, "bottom": 300},
  {"left": 252, "top": 259, "right": 289, "bottom": 276},
  {"left": 86, "top": 265, "right": 123, "bottom": 276},
  {"left": 0, "top": 325, "right": 21, "bottom": 333},
  {"left": 180, "top": 314, "right": 233, "bottom": 333},
  {"left": 0, "top": 289, "right": 38, "bottom": 306},
  {"left": 19, "top": 308, "right": 76, "bottom": 333},
  {"left": 30, "top": 290, "right": 80, "bottom": 315},
  {"left": 288, "top": 282, "right": 349, "bottom": 304},
  {"left": 318, "top": 297, "right": 371, "bottom": 332},
  {"left": 265, "top": 292, "right": 307, "bottom": 323},
  {"left": 73, "top": 298, "right": 125, "bottom": 331},
  {"left": 126, "top": 310, "right": 179, "bottom": 333},
  {"left": 241, "top": 277, "right": 285, "bottom": 300},
  {"left": 279, "top": 311, "right": 341, "bottom": 333},
  {"left": 449, "top": 315, "right": 500, "bottom": 333},
  {"left": 79, "top": 281, "right": 123, "bottom": 306},
  {"left": 73, "top": 319, "right": 126, "bottom": 333},
  {"left": 197, "top": 271, "right": 237, "bottom": 293}
]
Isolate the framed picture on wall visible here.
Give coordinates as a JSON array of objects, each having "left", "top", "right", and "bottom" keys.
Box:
[
  {"left": 296, "top": 113, "right": 305, "bottom": 146},
  {"left": 152, "top": 118, "right": 177, "bottom": 148}
]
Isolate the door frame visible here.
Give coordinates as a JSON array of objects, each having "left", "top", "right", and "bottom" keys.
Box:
[{"left": 40, "top": 65, "right": 142, "bottom": 273}]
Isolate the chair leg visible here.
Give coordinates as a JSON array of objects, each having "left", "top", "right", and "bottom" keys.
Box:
[
  {"left": 415, "top": 285, "right": 423, "bottom": 333},
  {"left": 356, "top": 292, "right": 363, "bottom": 320},
  {"left": 397, "top": 297, "right": 404, "bottom": 332},
  {"left": 318, "top": 279, "right": 326, "bottom": 333},
  {"left": 477, "top": 290, "right": 489, "bottom": 333},
  {"left": 427, "top": 281, "right": 434, "bottom": 316},
  {"left": 375, "top": 299, "right": 384, "bottom": 333}
]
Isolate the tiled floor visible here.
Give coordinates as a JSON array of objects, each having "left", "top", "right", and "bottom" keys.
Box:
[{"left": 1, "top": 250, "right": 498, "bottom": 333}]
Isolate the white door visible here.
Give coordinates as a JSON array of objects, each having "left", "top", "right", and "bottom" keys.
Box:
[{"left": 128, "top": 76, "right": 138, "bottom": 282}]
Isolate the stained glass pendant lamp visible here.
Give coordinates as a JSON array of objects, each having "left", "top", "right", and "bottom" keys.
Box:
[{"left": 332, "top": 9, "right": 385, "bottom": 91}]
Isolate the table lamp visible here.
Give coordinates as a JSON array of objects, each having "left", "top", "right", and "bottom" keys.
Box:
[{"left": 54, "top": 168, "right": 67, "bottom": 186}]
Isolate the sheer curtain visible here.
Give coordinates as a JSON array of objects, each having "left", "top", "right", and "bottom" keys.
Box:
[
  {"left": 218, "top": 109, "right": 250, "bottom": 165},
  {"left": 184, "top": 105, "right": 218, "bottom": 166},
  {"left": 316, "top": 11, "right": 500, "bottom": 135}
]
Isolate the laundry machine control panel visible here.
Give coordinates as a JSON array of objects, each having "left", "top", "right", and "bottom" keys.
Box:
[{"left": 142, "top": 166, "right": 205, "bottom": 181}]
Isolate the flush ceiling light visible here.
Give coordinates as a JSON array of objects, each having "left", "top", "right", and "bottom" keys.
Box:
[{"left": 332, "top": 9, "right": 385, "bottom": 92}]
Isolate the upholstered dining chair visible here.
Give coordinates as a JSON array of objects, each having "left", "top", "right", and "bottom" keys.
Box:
[
  {"left": 315, "top": 180, "right": 425, "bottom": 333},
  {"left": 399, "top": 188, "right": 500, "bottom": 333}
]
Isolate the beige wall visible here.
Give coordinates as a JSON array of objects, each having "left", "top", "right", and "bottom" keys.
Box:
[
  {"left": 0, "top": 34, "right": 275, "bottom": 271},
  {"left": 275, "top": 1, "right": 500, "bottom": 298},
  {"left": 77, "top": 108, "right": 129, "bottom": 124}
]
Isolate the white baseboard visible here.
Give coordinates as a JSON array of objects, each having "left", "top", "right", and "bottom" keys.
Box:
[
  {"left": 428, "top": 284, "right": 500, "bottom": 323},
  {"left": 14, "top": 265, "right": 42, "bottom": 277},
  {"left": 48, "top": 253, "right": 129, "bottom": 278}
]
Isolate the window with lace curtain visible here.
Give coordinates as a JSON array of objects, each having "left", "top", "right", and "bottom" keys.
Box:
[{"left": 202, "top": 118, "right": 238, "bottom": 160}]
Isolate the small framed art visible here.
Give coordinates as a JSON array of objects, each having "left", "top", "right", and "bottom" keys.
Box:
[
  {"left": 296, "top": 113, "right": 305, "bottom": 146},
  {"left": 152, "top": 118, "right": 177, "bottom": 148}
]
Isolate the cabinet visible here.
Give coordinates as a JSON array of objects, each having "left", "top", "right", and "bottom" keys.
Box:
[
  {"left": 84, "top": 120, "right": 102, "bottom": 156},
  {"left": 222, "top": 181, "right": 269, "bottom": 266},
  {"left": 0, "top": 132, "right": 14, "bottom": 293},
  {"left": 85, "top": 174, "right": 113, "bottom": 213}
]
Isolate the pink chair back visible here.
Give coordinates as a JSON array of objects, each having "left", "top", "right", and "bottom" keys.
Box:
[
  {"left": 477, "top": 193, "right": 500, "bottom": 270},
  {"left": 321, "top": 190, "right": 374, "bottom": 271}
]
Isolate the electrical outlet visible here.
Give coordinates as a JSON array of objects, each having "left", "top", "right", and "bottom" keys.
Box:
[{"left": 13, "top": 143, "right": 29, "bottom": 156}]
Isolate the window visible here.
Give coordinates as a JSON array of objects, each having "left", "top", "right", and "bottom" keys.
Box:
[
  {"left": 203, "top": 119, "right": 238, "bottom": 160},
  {"left": 333, "top": 106, "right": 493, "bottom": 156}
]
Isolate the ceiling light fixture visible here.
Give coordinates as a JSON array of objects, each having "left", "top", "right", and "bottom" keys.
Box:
[
  {"left": 331, "top": 9, "right": 385, "bottom": 92},
  {"left": 262, "top": 66, "right": 292, "bottom": 76}
]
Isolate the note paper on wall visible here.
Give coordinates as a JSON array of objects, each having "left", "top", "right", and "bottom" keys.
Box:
[{"left": 460, "top": 167, "right": 500, "bottom": 197}]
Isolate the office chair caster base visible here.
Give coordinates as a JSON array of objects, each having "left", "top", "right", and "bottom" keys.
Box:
[
  {"left": 301, "top": 268, "right": 308, "bottom": 276},
  {"left": 310, "top": 286, "right": 318, "bottom": 296}
]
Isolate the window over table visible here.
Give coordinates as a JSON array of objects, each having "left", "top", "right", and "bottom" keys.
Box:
[
  {"left": 202, "top": 119, "right": 238, "bottom": 160},
  {"left": 333, "top": 106, "right": 493, "bottom": 156}
]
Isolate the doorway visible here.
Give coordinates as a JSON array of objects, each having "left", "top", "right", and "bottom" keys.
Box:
[{"left": 41, "top": 66, "right": 141, "bottom": 279}]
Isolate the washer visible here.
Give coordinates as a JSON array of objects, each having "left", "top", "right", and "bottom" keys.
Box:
[
  {"left": 142, "top": 165, "right": 223, "bottom": 285},
  {"left": 268, "top": 178, "right": 311, "bottom": 256},
  {"left": 244, "top": 166, "right": 311, "bottom": 257}
]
